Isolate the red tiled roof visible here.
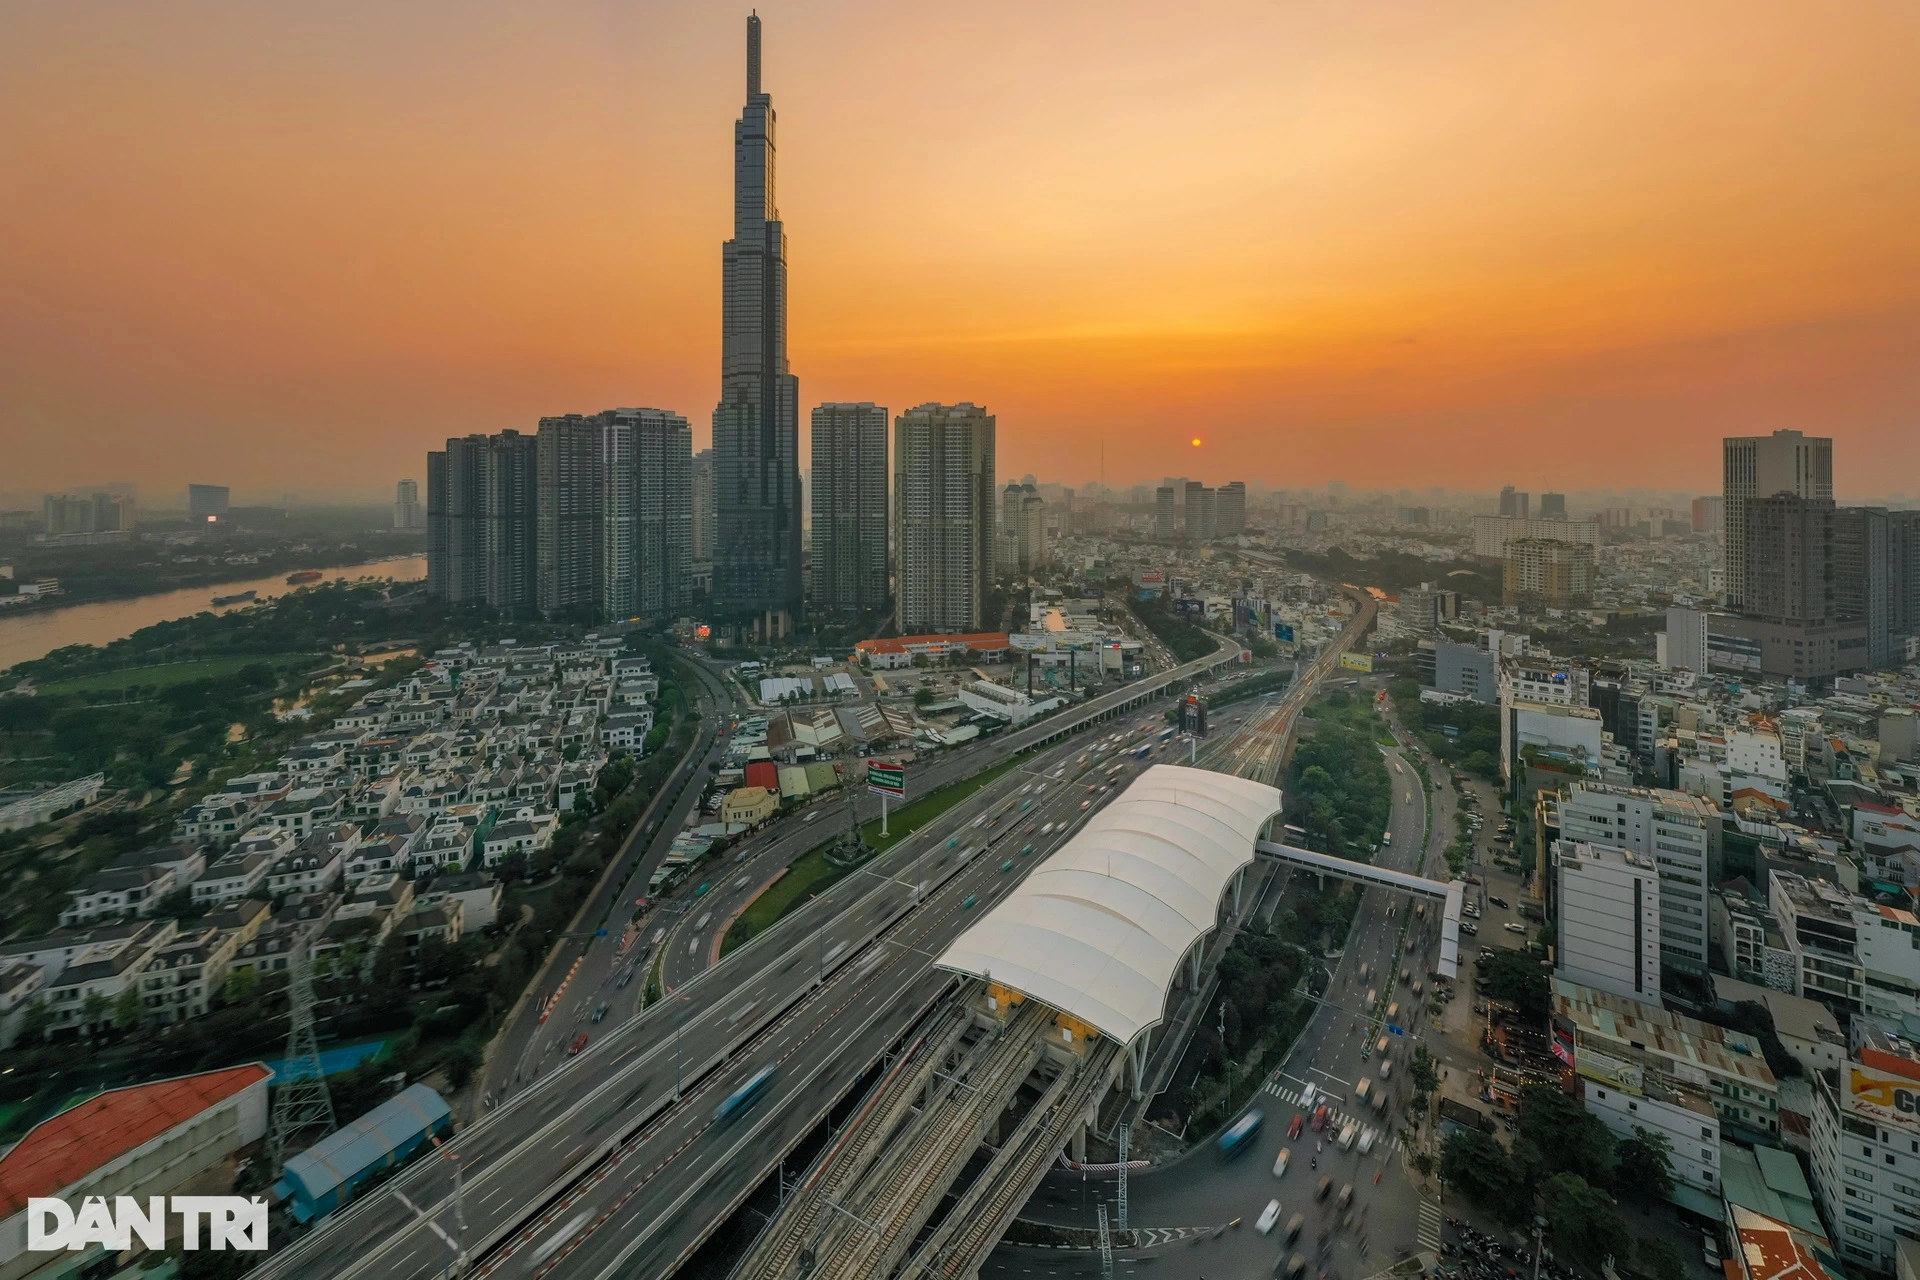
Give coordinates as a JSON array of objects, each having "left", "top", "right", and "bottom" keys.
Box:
[
  {"left": 855, "top": 633, "right": 1010, "bottom": 655},
  {"left": 0, "top": 1064, "right": 269, "bottom": 1216}
]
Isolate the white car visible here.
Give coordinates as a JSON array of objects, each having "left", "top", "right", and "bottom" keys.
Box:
[
  {"left": 1040, "top": 822, "right": 1055, "bottom": 835},
  {"left": 1272, "top": 1148, "right": 1291, "bottom": 1178},
  {"left": 1256, "top": 1199, "right": 1282, "bottom": 1235},
  {"left": 1505, "top": 922, "right": 1526, "bottom": 935},
  {"left": 1357, "top": 1129, "right": 1375, "bottom": 1155}
]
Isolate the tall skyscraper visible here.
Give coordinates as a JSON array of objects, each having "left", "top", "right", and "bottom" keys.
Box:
[
  {"left": 535, "top": 415, "right": 603, "bottom": 617},
  {"left": 427, "top": 437, "right": 485, "bottom": 603},
  {"left": 894, "top": 403, "right": 995, "bottom": 634},
  {"left": 481, "top": 430, "right": 538, "bottom": 612},
  {"left": 426, "top": 431, "right": 536, "bottom": 611},
  {"left": 1216, "top": 481, "right": 1246, "bottom": 535},
  {"left": 393, "top": 479, "right": 422, "bottom": 530},
  {"left": 691, "top": 449, "right": 715, "bottom": 570},
  {"left": 1538, "top": 492, "right": 1567, "bottom": 520},
  {"left": 810, "top": 403, "right": 888, "bottom": 614},
  {"left": 532, "top": 409, "right": 692, "bottom": 622},
  {"left": 1498, "top": 485, "right": 1530, "bottom": 519},
  {"left": 1722, "top": 430, "right": 1832, "bottom": 609},
  {"left": 712, "top": 13, "right": 802, "bottom": 641},
  {"left": 615, "top": 407, "right": 694, "bottom": 622},
  {"left": 1154, "top": 486, "right": 1175, "bottom": 540}
]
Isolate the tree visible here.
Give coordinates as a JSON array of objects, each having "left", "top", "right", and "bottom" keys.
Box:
[
  {"left": 1409, "top": 1045, "right": 1439, "bottom": 1098},
  {"left": 1440, "top": 1129, "right": 1528, "bottom": 1223},
  {"left": 112, "top": 988, "right": 143, "bottom": 1033},
  {"left": 19, "top": 997, "right": 53, "bottom": 1042},
  {"left": 1613, "top": 1127, "right": 1675, "bottom": 1206},
  {"left": 1541, "top": 1172, "right": 1630, "bottom": 1269},
  {"left": 1635, "top": 1236, "right": 1689, "bottom": 1280},
  {"left": 1517, "top": 1084, "right": 1615, "bottom": 1185},
  {"left": 81, "top": 989, "right": 109, "bottom": 1033},
  {"left": 1482, "top": 949, "right": 1551, "bottom": 1018}
]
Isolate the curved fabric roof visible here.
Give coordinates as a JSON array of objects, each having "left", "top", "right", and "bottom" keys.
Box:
[{"left": 936, "top": 764, "right": 1282, "bottom": 1046}]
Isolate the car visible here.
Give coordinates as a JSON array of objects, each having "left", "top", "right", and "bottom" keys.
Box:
[
  {"left": 999, "top": 859, "right": 1014, "bottom": 872},
  {"left": 1288, "top": 1113, "right": 1304, "bottom": 1139},
  {"left": 961, "top": 894, "right": 978, "bottom": 908},
  {"left": 1488, "top": 896, "right": 1509, "bottom": 908},
  {"left": 1358, "top": 1129, "right": 1375, "bottom": 1155},
  {"left": 804, "top": 811, "right": 820, "bottom": 823},
  {"left": 1460, "top": 922, "right": 1478, "bottom": 935},
  {"left": 567, "top": 1032, "right": 589, "bottom": 1056},
  {"left": 1337, "top": 1183, "right": 1354, "bottom": 1209},
  {"left": 947, "top": 838, "right": 958, "bottom": 849},
  {"left": 1473, "top": 1002, "right": 1488, "bottom": 1015},
  {"left": 1256, "top": 1200, "right": 1282, "bottom": 1235},
  {"left": 1080, "top": 800, "right": 1091, "bottom": 810},
  {"left": 1311, "top": 1105, "right": 1329, "bottom": 1131},
  {"left": 616, "top": 967, "right": 634, "bottom": 988},
  {"left": 1272, "top": 1148, "right": 1290, "bottom": 1178},
  {"left": 1040, "top": 822, "right": 1055, "bottom": 834},
  {"left": 591, "top": 1002, "right": 609, "bottom": 1022},
  {"left": 1505, "top": 922, "right": 1526, "bottom": 934},
  {"left": 1036, "top": 784, "right": 1047, "bottom": 795},
  {"left": 1315, "top": 1176, "right": 1332, "bottom": 1202},
  {"left": 1088, "top": 784, "right": 1098, "bottom": 793},
  {"left": 1020, "top": 843, "right": 1034, "bottom": 856},
  {"left": 1020, "top": 784, "right": 1032, "bottom": 795},
  {"left": 1021, "top": 801, "right": 1032, "bottom": 811}
]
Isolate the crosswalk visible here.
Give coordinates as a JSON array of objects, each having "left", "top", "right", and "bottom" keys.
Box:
[
  {"left": 1416, "top": 1197, "right": 1445, "bottom": 1252},
  {"left": 1258, "top": 1079, "right": 1392, "bottom": 1151}
]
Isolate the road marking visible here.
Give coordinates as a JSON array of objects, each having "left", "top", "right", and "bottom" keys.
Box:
[{"left": 1417, "top": 1197, "right": 1445, "bottom": 1251}]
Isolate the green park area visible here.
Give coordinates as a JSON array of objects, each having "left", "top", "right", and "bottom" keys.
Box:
[
  {"left": 860, "top": 754, "right": 1024, "bottom": 852},
  {"left": 723, "top": 752, "right": 1030, "bottom": 954},
  {"left": 34, "top": 653, "right": 321, "bottom": 697}
]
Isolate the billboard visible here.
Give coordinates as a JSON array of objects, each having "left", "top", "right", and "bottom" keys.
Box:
[
  {"left": 1849, "top": 1052, "right": 1920, "bottom": 1128},
  {"left": 866, "top": 762, "right": 906, "bottom": 799},
  {"left": 1174, "top": 597, "right": 1205, "bottom": 617},
  {"left": 1274, "top": 622, "right": 1296, "bottom": 643},
  {"left": 1180, "top": 694, "right": 1208, "bottom": 737},
  {"left": 1338, "top": 651, "right": 1374, "bottom": 673}
]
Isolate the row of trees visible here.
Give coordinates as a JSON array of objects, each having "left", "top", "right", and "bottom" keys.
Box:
[
  {"left": 1440, "top": 1084, "right": 1685, "bottom": 1276},
  {"left": 1287, "top": 702, "right": 1392, "bottom": 860},
  {"left": 1386, "top": 677, "right": 1501, "bottom": 781}
]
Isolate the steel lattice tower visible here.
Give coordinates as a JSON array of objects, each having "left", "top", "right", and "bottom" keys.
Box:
[{"left": 268, "top": 927, "right": 337, "bottom": 1176}]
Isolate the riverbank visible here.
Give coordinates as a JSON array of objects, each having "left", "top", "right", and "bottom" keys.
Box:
[{"left": 0, "top": 555, "right": 426, "bottom": 672}]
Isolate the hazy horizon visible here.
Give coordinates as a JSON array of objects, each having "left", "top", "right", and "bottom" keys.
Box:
[{"left": 5, "top": 1, "right": 1917, "bottom": 498}]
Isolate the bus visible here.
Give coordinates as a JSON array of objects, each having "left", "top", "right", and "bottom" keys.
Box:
[
  {"left": 1159, "top": 728, "right": 1176, "bottom": 744},
  {"left": 1218, "top": 1109, "right": 1264, "bottom": 1157},
  {"left": 714, "top": 1065, "right": 777, "bottom": 1125}
]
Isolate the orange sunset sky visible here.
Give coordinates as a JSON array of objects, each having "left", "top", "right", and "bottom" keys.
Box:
[{"left": 3, "top": 1, "right": 1918, "bottom": 501}]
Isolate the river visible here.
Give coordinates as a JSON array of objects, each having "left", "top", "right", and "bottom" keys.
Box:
[{"left": 0, "top": 556, "right": 428, "bottom": 673}]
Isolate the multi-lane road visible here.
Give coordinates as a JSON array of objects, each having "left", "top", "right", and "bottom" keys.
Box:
[
  {"left": 1004, "top": 703, "right": 1458, "bottom": 1278},
  {"left": 256, "top": 631, "right": 1244, "bottom": 1280}
]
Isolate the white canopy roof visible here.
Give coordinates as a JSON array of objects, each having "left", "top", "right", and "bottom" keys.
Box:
[{"left": 936, "top": 764, "right": 1283, "bottom": 1046}]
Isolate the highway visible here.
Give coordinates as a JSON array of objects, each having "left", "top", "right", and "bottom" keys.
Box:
[
  {"left": 254, "top": 630, "right": 1243, "bottom": 1280},
  {"left": 1008, "top": 692, "right": 1461, "bottom": 1278}
]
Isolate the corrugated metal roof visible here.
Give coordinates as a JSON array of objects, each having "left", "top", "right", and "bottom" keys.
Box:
[
  {"left": 0, "top": 1064, "right": 269, "bottom": 1216},
  {"left": 277, "top": 1083, "right": 450, "bottom": 1205}
]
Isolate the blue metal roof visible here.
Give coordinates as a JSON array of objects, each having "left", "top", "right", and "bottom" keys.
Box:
[{"left": 276, "top": 1083, "right": 450, "bottom": 1206}]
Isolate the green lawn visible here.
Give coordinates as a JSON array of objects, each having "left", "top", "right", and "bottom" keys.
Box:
[
  {"left": 721, "top": 750, "right": 1032, "bottom": 954},
  {"left": 36, "top": 653, "right": 320, "bottom": 696},
  {"left": 862, "top": 753, "right": 1025, "bottom": 852},
  {"left": 720, "top": 840, "right": 844, "bottom": 955}
]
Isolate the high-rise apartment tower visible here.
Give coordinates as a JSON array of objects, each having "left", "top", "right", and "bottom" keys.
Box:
[
  {"left": 894, "top": 403, "right": 995, "bottom": 634},
  {"left": 810, "top": 403, "right": 889, "bottom": 613}
]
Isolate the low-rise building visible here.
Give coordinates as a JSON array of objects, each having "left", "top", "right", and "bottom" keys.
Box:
[
  {"left": 58, "top": 845, "right": 206, "bottom": 926},
  {"left": 720, "top": 786, "right": 779, "bottom": 827}
]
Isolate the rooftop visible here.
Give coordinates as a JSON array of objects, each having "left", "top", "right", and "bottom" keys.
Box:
[
  {"left": 0, "top": 1064, "right": 269, "bottom": 1216},
  {"left": 1553, "top": 978, "right": 1779, "bottom": 1091},
  {"left": 936, "top": 765, "right": 1284, "bottom": 1046}
]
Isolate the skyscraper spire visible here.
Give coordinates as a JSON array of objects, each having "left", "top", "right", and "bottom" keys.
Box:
[
  {"left": 713, "top": 12, "right": 801, "bottom": 640},
  {"left": 747, "top": 12, "right": 762, "bottom": 98}
]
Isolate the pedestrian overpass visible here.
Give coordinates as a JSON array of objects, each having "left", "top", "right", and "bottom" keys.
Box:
[{"left": 1253, "top": 839, "right": 1466, "bottom": 978}]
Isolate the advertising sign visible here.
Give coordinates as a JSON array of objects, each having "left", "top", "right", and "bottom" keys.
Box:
[
  {"left": 1174, "top": 597, "right": 1205, "bottom": 618},
  {"left": 1338, "top": 651, "right": 1374, "bottom": 673},
  {"left": 866, "top": 762, "right": 906, "bottom": 799},
  {"left": 1275, "top": 622, "right": 1296, "bottom": 643},
  {"left": 1849, "top": 1052, "right": 1920, "bottom": 1127}
]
